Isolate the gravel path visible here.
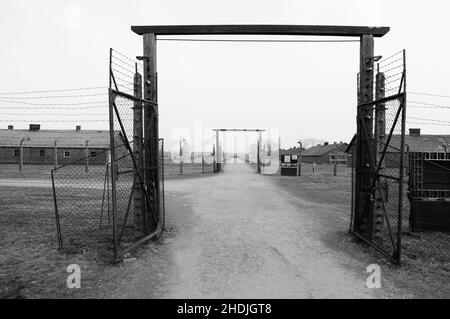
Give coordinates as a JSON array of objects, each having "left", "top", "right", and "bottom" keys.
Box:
[{"left": 109, "top": 164, "right": 397, "bottom": 298}]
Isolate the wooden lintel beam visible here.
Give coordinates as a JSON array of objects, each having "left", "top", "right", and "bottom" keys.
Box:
[{"left": 131, "top": 25, "right": 390, "bottom": 37}]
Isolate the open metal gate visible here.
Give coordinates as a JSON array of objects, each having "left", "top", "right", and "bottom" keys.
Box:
[
  {"left": 108, "top": 48, "right": 164, "bottom": 261},
  {"left": 351, "top": 50, "right": 407, "bottom": 264}
]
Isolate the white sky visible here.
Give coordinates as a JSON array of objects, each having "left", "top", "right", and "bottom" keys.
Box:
[{"left": 0, "top": 0, "right": 449, "bottom": 150}]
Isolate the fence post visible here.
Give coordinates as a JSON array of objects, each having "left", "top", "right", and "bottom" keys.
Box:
[
  {"left": 54, "top": 140, "right": 58, "bottom": 169},
  {"left": 133, "top": 65, "right": 144, "bottom": 233},
  {"left": 373, "top": 68, "right": 386, "bottom": 245},
  {"left": 257, "top": 131, "right": 262, "bottom": 174},
  {"left": 297, "top": 140, "right": 302, "bottom": 177},
  {"left": 179, "top": 139, "right": 184, "bottom": 175},
  {"left": 202, "top": 153, "right": 205, "bottom": 173},
  {"left": 213, "top": 143, "right": 216, "bottom": 173},
  {"left": 215, "top": 130, "right": 220, "bottom": 173},
  {"left": 19, "top": 138, "right": 27, "bottom": 172},
  {"left": 334, "top": 142, "right": 338, "bottom": 176},
  {"left": 85, "top": 140, "right": 89, "bottom": 173}
]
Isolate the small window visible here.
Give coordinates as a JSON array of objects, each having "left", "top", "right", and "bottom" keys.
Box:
[
  {"left": 40, "top": 150, "right": 45, "bottom": 157},
  {"left": 14, "top": 150, "right": 20, "bottom": 157},
  {"left": 284, "top": 155, "right": 291, "bottom": 163},
  {"left": 64, "top": 151, "right": 71, "bottom": 158},
  {"left": 90, "top": 151, "right": 97, "bottom": 158}
]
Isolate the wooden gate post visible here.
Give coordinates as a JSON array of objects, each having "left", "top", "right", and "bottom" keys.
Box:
[
  {"left": 143, "top": 33, "right": 159, "bottom": 233},
  {"left": 133, "top": 66, "right": 144, "bottom": 233},
  {"left": 355, "top": 34, "right": 375, "bottom": 239}
]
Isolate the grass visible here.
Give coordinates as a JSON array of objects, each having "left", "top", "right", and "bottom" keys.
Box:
[
  {"left": 1, "top": 162, "right": 448, "bottom": 298},
  {"left": 0, "top": 161, "right": 215, "bottom": 298}
]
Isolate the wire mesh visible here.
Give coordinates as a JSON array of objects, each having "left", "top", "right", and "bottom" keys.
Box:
[
  {"left": 51, "top": 48, "right": 165, "bottom": 261},
  {"left": 51, "top": 149, "right": 113, "bottom": 256}
]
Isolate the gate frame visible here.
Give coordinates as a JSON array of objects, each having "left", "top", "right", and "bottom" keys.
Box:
[
  {"left": 130, "top": 24, "right": 396, "bottom": 256},
  {"left": 212, "top": 128, "right": 265, "bottom": 173}
]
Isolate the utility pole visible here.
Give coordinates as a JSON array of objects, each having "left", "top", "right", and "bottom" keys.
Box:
[{"left": 297, "top": 140, "right": 302, "bottom": 177}]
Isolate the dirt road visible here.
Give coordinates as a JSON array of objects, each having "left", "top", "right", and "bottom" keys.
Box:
[{"left": 109, "top": 163, "right": 400, "bottom": 299}]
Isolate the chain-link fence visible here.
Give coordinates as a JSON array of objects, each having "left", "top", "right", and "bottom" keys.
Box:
[{"left": 51, "top": 149, "right": 113, "bottom": 255}]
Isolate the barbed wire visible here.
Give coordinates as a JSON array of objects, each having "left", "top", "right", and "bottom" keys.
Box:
[
  {"left": 408, "top": 91, "right": 450, "bottom": 99},
  {"left": 408, "top": 100, "right": 450, "bottom": 109},
  {"left": 0, "top": 119, "right": 108, "bottom": 123},
  {"left": 407, "top": 121, "right": 450, "bottom": 127},
  {"left": 408, "top": 116, "right": 450, "bottom": 124},
  {"left": 0, "top": 86, "right": 107, "bottom": 95},
  {"left": 0, "top": 112, "right": 107, "bottom": 116},
  {"left": 0, "top": 93, "right": 107, "bottom": 100}
]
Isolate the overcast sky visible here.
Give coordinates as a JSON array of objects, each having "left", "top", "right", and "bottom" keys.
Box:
[{"left": 1, "top": 0, "right": 449, "bottom": 150}]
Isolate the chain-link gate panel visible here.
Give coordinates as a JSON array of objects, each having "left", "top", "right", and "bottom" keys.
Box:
[
  {"left": 351, "top": 50, "right": 407, "bottom": 264},
  {"left": 51, "top": 49, "right": 164, "bottom": 262}
]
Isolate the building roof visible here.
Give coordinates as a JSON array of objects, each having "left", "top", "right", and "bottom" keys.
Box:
[
  {"left": 0, "top": 129, "right": 110, "bottom": 148},
  {"left": 280, "top": 147, "right": 304, "bottom": 155},
  {"left": 399, "top": 134, "right": 449, "bottom": 152},
  {"left": 302, "top": 143, "right": 348, "bottom": 157},
  {"left": 345, "top": 133, "right": 450, "bottom": 153}
]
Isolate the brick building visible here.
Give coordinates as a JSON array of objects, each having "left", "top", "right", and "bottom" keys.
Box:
[{"left": 0, "top": 124, "right": 110, "bottom": 166}]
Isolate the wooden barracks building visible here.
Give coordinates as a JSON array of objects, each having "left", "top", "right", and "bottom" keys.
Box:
[{"left": 0, "top": 124, "right": 109, "bottom": 166}]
